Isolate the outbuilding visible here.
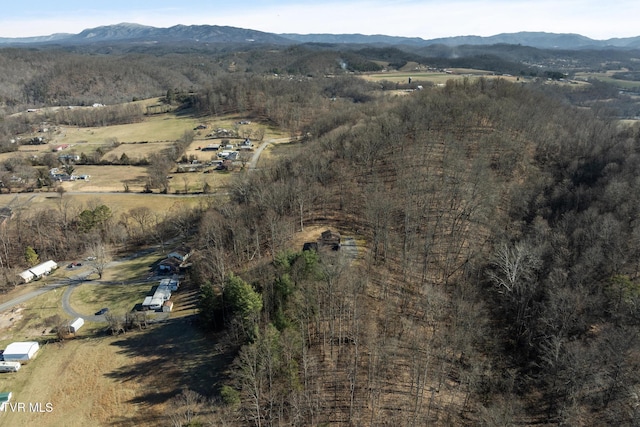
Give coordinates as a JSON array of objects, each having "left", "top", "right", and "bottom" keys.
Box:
[
  {"left": 69, "top": 317, "right": 84, "bottom": 333},
  {"left": 3, "top": 341, "right": 40, "bottom": 363},
  {"left": 162, "top": 300, "right": 174, "bottom": 312}
]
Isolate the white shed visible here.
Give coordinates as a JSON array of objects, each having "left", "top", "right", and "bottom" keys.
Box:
[
  {"left": 162, "top": 300, "right": 174, "bottom": 312},
  {"left": 3, "top": 341, "right": 40, "bottom": 363},
  {"left": 69, "top": 317, "right": 84, "bottom": 333}
]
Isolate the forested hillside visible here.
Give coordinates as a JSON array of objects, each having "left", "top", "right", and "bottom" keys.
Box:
[{"left": 184, "top": 78, "right": 640, "bottom": 425}]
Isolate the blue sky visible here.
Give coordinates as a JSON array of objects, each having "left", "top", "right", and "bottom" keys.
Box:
[{"left": 2, "top": 0, "right": 638, "bottom": 40}]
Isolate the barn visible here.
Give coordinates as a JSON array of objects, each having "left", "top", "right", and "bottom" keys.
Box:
[{"left": 3, "top": 341, "right": 40, "bottom": 363}]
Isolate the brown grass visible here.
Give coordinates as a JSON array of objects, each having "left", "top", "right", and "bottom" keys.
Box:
[{"left": 0, "top": 279, "right": 227, "bottom": 427}]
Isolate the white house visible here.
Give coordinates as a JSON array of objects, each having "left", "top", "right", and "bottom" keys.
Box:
[{"left": 167, "top": 248, "right": 191, "bottom": 263}]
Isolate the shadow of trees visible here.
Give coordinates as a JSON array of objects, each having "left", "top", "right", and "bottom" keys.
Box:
[{"left": 105, "top": 315, "right": 234, "bottom": 406}]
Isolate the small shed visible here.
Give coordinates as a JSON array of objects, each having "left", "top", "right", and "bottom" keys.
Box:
[
  {"left": 3, "top": 341, "right": 40, "bottom": 363},
  {"left": 69, "top": 317, "right": 84, "bottom": 333},
  {"left": 158, "top": 257, "right": 181, "bottom": 274},
  {"left": 162, "top": 300, "right": 174, "bottom": 313}
]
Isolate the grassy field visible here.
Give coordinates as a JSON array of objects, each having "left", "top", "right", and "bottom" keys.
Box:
[
  {"left": 360, "top": 68, "right": 521, "bottom": 85},
  {"left": 0, "top": 316, "right": 229, "bottom": 427},
  {"left": 0, "top": 102, "right": 288, "bottom": 425},
  {"left": 0, "top": 246, "right": 225, "bottom": 426},
  {"left": 52, "top": 113, "right": 201, "bottom": 145},
  {"left": 69, "top": 283, "right": 153, "bottom": 316},
  {"left": 0, "top": 192, "right": 219, "bottom": 219},
  {"left": 0, "top": 108, "right": 270, "bottom": 203},
  {"left": 574, "top": 71, "right": 640, "bottom": 89}
]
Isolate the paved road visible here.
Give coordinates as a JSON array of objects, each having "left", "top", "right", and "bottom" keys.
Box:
[{"left": 0, "top": 281, "right": 69, "bottom": 314}]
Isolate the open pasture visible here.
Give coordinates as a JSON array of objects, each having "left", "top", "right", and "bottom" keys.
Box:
[
  {"left": 0, "top": 288, "right": 227, "bottom": 427},
  {"left": 99, "top": 140, "right": 174, "bottom": 163},
  {"left": 51, "top": 113, "right": 201, "bottom": 145},
  {"left": 69, "top": 282, "right": 152, "bottom": 316},
  {"left": 0, "top": 192, "right": 215, "bottom": 220},
  {"left": 360, "top": 68, "right": 520, "bottom": 85},
  {"left": 574, "top": 71, "right": 640, "bottom": 90}
]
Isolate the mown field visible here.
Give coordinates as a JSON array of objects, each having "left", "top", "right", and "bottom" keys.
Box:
[
  {"left": 360, "top": 67, "right": 522, "bottom": 85},
  {"left": 574, "top": 70, "right": 640, "bottom": 89}
]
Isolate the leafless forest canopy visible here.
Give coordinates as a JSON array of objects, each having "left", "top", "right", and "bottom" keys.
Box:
[{"left": 1, "top": 44, "right": 640, "bottom": 426}]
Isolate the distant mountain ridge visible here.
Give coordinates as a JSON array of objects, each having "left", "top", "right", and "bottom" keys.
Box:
[
  {"left": 0, "top": 23, "right": 291, "bottom": 45},
  {"left": 1, "top": 23, "right": 639, "bottom": 49}
]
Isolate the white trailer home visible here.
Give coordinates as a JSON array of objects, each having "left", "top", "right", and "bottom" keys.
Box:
[
  {"left": 0, "top": 361, "right": 21, "bottom": 372},
  {"left": 18, "top": 260, "right": 58, "bottom": 283},
  {"left": 2, "top": 341, "right": 40, "bottom": 363}
]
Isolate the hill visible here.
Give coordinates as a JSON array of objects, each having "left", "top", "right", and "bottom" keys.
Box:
[
  {"left": 1, "top": 23, "right": 639, "bottom": 50},
  {"left": 182, "top": 76, "right": 640, "bottom": 426}
]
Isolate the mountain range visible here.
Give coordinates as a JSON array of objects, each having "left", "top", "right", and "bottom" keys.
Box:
[{"left": 1, "top": 22, "right": 639, "bottom": 50}]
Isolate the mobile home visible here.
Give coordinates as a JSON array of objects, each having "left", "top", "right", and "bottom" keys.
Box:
[{"left": 0, "top": 362, "right": 21, "bottom": 372}]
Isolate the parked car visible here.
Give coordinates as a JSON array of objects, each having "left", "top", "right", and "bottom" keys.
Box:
[
  {"left": 85, "top": 256, "right": 96, "bottom": 261},
  {"left": 95, "top": 307, "right": 109, "bottom": 316},
  {"left": 67, "top": 262, "right": 82, "bottom": 268}
]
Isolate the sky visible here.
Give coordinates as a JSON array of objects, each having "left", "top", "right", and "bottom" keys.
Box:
[{"left": 1, "top": 0, "right": 638, "bottom": 40}]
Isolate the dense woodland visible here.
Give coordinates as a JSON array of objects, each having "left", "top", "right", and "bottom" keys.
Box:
[{"left": 1, "top": 42, "right": 640, "bottom": 425}]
